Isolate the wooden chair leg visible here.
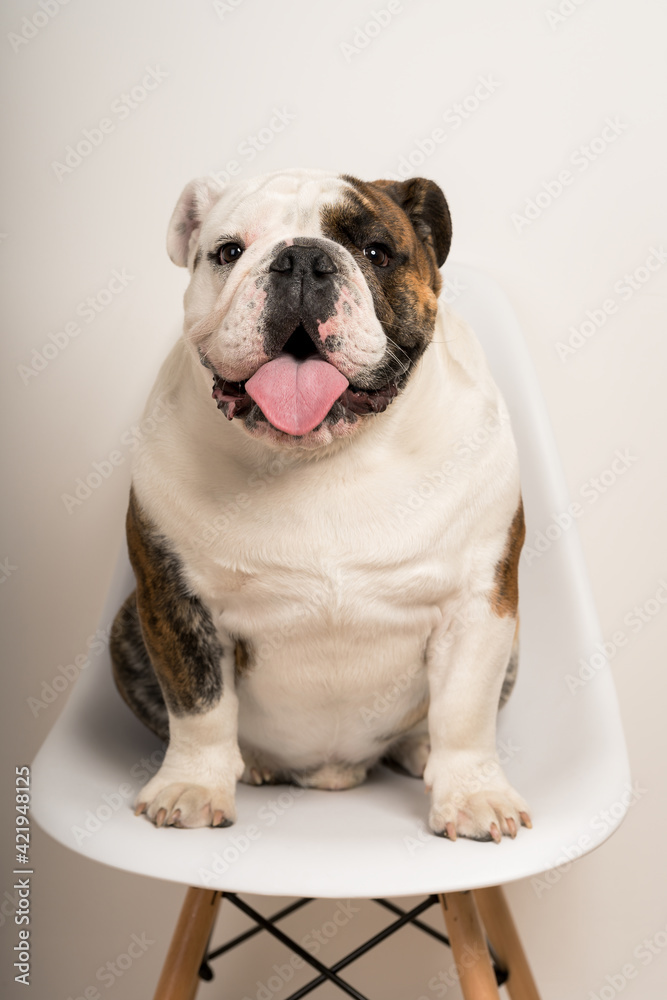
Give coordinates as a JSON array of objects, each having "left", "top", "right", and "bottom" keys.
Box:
[
  {"left": 153, "top": 887, "right": 222, "bottom": 1000},
  {"left": 439, "top": 891, "right": 501, "bottom": 1000},
  {"left": 474, "top": 886, "right": 541, "bottom": 1000}
]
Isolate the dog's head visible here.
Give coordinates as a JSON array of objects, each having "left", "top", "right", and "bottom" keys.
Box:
[{"left": 168, "top": 168, "right": 451, "bottom": 448}]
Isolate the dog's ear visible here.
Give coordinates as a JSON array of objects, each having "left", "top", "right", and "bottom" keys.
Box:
[
  {"left": 167, "top": 177, "right": 224, "bottom": 267},
  {"left": 371, "top": 177, "right": 452, "bottom": 268}
]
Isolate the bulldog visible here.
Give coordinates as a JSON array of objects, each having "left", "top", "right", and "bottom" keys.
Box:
[{"left": 110, "top": 168, "right": 531, "bottom": 842}]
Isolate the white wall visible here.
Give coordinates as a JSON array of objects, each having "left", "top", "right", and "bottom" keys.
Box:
[{"left": 1, "top": 1, "right": 666, "bottom": 997}]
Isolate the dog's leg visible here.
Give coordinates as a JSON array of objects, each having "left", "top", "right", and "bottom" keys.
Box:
[
  {"left": 385, "top": 624, "right": 518, "bottom": 781},
  {"left": 424, "top": 600, "right": 531, "bottom": 841},
  {"left": 135, "top": 688, "right": 243, "bottom": 828},
  {"left": 385, "top": 719, "right": 430, "bottom": 778},
  {"left": 125, "top": 490, "right": 244, "bottom": 828}
]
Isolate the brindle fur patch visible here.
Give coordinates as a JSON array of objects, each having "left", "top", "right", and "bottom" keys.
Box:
[
  {"left": 110, "top": 591, "right": 169, "bottom": 741},
  {"left": 123, "top": 488, "right": 224, "bottom": 716},
  {"left": 491, "top": 498, "right": 525, "bottom": 617},
  {"left": 234, "top": 637, "right": 252, "bottom": 680},
  {"left": 369, "top": 176, "right": 452, "bottom": 269},
  {"left": 320, "top": 175, "right": 451, "bottom": 392},
  {"left": 499, "top": 617, "right": 520, "bottom": 708}
]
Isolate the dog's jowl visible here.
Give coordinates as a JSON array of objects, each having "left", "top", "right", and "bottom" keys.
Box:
[{"left": 110, "top": 168, "right": 531, "bottom": 841}]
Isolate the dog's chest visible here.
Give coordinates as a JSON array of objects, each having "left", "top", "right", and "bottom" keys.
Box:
[
  {"left": 187, "top": 497, "right": 451, "bottom": 650},
  {"left": 156, "top": 442, "right": 467, "bottom": 671}
]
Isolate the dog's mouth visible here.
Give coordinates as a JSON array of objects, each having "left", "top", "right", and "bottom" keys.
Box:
[{"left": 204, "top": 324, "right": 398, "bottom": 436}]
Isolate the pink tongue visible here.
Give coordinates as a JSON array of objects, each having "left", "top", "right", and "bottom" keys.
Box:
[{"left": 245, "top": 354, "right": 349, "bottom": 435}]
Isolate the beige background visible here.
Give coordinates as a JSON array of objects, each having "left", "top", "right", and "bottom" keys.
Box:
[{"left": 1, "top": 0, "right": 666, "bottom": 997}]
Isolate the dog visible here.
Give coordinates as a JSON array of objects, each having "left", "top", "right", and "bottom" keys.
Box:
[{"left": 110, "top": 168, "right": 530, "bottom": 842}]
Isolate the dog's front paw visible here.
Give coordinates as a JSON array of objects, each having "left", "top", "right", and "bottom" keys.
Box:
[
  {"left": 425, "top": 753, "right": 531, "bottom": 843},
  {"left": 135, "top": 781, "right": 237, "bottom": 828},
  {"left": 135, "top": 762, "right": 240, "bottom": 828}
]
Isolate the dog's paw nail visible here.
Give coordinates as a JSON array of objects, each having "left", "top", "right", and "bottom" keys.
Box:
[
  {"left": 506, "top": 816, "right": 517, "bottom": 839},
  {"left": 250, "top": 768, "right": 262, "bottom": 785},
  {"left": 445, "top": 821, "right": 457, "bottom": 842},
  {"left": 212, "top": 809, "right": 225, "bottom": 827},
  {"left": 155, "top": 808, "right": 167, "bottom": 828},
  {"left": 170, "top": 809, "right": 181, "bottom": 826},
  {"left": 519, "top": 811, "right": 532, "bottom": 829},
  {"left": 490, "top": 822, "right": 502, "bottom": 844},
  {"left": 134, "top": 802, "right": 147, "bottom": 816}
]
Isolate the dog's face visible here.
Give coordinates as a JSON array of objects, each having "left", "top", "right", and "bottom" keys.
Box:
[{"left": 167, "top": 169, "right": 451, "bottom": 448}]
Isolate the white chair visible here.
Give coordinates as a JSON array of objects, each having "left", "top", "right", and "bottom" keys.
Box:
[{"left": 31, "top": 264, "right": 630, "bottom": 1000}]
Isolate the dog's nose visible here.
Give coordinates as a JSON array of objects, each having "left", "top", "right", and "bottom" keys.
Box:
[{"left": 269, "top": 245, "right": 337, "bottom": 277}]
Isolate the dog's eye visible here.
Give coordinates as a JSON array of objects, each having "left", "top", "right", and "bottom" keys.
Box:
[
  {"left": 219, "top": 242, "right": 244, "bottom": 264},
  {"left": 363, "top": 244, "right": 391, "bottom": 267}
]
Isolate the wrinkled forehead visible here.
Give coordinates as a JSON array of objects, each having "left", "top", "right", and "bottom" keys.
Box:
[{"left": 202, "top": 170, "right": 350, "bottom": 243}]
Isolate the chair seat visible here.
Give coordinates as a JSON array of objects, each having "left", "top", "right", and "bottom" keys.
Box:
[{"left": 31, "top": 263, "right": 630, "bottom": 899}]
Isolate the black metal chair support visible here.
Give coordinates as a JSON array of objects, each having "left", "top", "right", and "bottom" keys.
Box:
[{"left": 199, "top": 893, "right": 509, "bottom": 998}]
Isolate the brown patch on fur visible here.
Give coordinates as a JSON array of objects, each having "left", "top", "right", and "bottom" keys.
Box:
[
  {"left": 234, "top": 637, "right": 252, "bottom": 679},
  {"left": 368, "top": 176, "right": 452, "bottom": 270},
  {"left": 491, "top": 499, "right": 525, "bottom": 617},
  {"left": 499, "top": 616, "right": 520, "bottom": 708},
  {"left": 338, "top": 175, "right": 445, "bottom": 298},
  {"left": 125, "top": 489, "right": 224, "bottom": 715},
  {"left": 110, "top": 590, "right": 170, "bottom": 740},
  {"left": 321, "top": 176, "right": 450, "bottom": 392}
]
